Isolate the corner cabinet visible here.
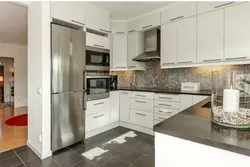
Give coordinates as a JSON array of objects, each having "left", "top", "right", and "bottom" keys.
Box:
[
  {"left": 112, "top": 34, "right": 128, "bottom": 70},
  {"left": 50, "top": 2, "right": 86, "bottom": 26},
  {"left": 85, "top": 3, "right": 110, "bottom": 33},
  {"left": 225, "top": 2, "right": 250, "bottom": 61}
]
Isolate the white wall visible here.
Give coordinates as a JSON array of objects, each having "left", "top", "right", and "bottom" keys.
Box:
[
  {"left": 0, "top": 43, "right": 27, "bottom": 107},
  {"left": 28, "top": 2, "right": 51, "bottom": 159}
]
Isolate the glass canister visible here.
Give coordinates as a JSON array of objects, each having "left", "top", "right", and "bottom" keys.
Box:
[{"left": 212, "top": 71, "right": 250, "bottom": 128}]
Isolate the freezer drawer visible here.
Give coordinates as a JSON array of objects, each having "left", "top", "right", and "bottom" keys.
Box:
[{"left": 51, "top": 92, "right": 84, "bottom": 151}]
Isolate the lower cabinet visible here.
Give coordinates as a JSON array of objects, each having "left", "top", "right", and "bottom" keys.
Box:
[
  {"left": 86, "top": 111, "right": 109, "bottom": 132},
  {"left": 110, "top": 91, "right": 120, "bottom": 123},
  {"left": 120, "top": 91, "right": 130, "bottom": 122},
  {"left": 130, "top": 109, "right": 153, "bottom": 128}
]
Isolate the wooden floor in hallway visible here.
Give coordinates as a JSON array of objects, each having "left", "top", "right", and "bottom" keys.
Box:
[{"left": 0, "top": 106, "right": 27, "bottom": 152}]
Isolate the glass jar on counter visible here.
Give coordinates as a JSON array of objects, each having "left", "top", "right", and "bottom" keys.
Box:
[{"left": 212, "top": 71, "right": 250, "bottom": 128}]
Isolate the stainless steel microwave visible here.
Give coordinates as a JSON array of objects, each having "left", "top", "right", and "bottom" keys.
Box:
[{"left": 86, "top": 46, "right": 110, "bottom": 71}]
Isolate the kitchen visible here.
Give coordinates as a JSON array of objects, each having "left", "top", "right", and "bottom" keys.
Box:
[{"left": 2, "top": 1, "right": 250, "bottom": 167}]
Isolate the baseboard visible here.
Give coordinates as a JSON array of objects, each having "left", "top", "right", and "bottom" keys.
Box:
[
  {"left": 119, "top": 121, "right": 155, "bottom": 136},
  {"left": 27, "top": 141, "right": 52, "bottom": 159},
  {"left": 85, "top": 122, "right": 120, "bottom": 139}
]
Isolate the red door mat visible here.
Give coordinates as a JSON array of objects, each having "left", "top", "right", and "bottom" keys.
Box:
[{"left": 5, "top": 114, "right": 28, "bottom": 126}]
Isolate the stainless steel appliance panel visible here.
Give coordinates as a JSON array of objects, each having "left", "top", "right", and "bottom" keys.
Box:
[{"left": 51, "top": 91, "right": 84, "bottom": 151}]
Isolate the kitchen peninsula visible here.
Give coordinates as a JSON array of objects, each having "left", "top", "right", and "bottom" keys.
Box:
[{"left": 154, "top": 98, "right": 250, "bottom": 167}]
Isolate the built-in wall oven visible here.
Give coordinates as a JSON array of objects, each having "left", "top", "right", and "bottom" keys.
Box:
[
  {"left": 86, "top": 71, "right": 110, "bottom": 101},
  {"left": 86, "top": 46, "right": 110, "bottom": 71}
]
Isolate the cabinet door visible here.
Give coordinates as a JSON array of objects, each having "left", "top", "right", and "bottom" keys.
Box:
[
  {"left": 198, "top": 2, "right": 237, "bottom": 14},
  {"left": 86, "top": 33, "right": 109, "bottom": 49},
  {"left": 177, "top": 17, "right": 197, "bottom": 64},
  {"left": 120, "top": 91, "right": 130, "bottom": 122},
  {"left": 86, "top": 3, "right": 110, "bottom": 33},
  {"left": 51, "top": 2, "right": 85, "bottom": 26},
  {"left": 112, "top": 34, "right": 128, "bottom": 70},
  {"left": 161, "top": 22, "right": 177, "bottom": 67},
  {"left": 225, "top": 2, "right": 250, "bottom": 61},
  {"left": 110, "top": 91, "right": 120, "bottom": 123},
  {"left": 127, "top": 20, "right": 138, "bottom": 33},
  {"left": 179, "top": 95, "right": 193, "bottom": 111},
  {"left": 197, "top": 10, "right": 224, "bottom": 63},
  {"left": 137, "top": 12, "right": 161, "bottom": 31},
  {"left": 111, "top": 22, "right": 127, "bottom": 34}
]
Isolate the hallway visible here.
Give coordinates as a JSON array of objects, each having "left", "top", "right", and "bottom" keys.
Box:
[{"left": 0, "top": 107, "right": 27, "bottom": 152}]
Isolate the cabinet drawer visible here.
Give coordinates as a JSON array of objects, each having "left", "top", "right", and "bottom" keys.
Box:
[
  {"left": 86, "top": 98, "right": 109, "bottom": 115},
  {"left": 86, "top": 32, "right": 109, "bottom": 49},
  {"left": 154, "top": 93, "right": 179, "bottom": 102},
  {"left": 154, "top": 100, "right": 179, "bottom": 110},
  {"left": 161, "top": 2, "right": 197, "bottom": 24},
  {"left": 154, "top": 119, "right": 163, "bottom": 125},
  {"left": 130, "top": 109, "right": 153, "bottom": 129},
  {"left": 130, "top": 92, "right": 154, "bottom": 99},
  {"left": 154, "top": 107, "right": 179, "bottom": 116},
  {"left": 154, "top": 113, "right": 171, "bottom": 121},
  {"left": 130, "top": 98, "right": 153, "bottom": 112},
  {"left": 86, "top": 111, "right": 109, "bottom": 132}
]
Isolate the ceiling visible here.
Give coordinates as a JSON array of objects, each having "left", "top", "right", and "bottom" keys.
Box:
[
  {"left": 91, "top": 1, "right": 175, "bottom": 20},
  {"left": 0, "top": 2, "right": 27, "bottom": 45}
]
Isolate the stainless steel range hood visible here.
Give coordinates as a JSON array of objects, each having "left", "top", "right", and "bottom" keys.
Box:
[{"left": 133, "top": 29, "right": 160, "bottom": 62}]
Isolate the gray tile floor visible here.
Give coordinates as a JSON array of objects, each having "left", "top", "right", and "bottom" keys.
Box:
[{"left": 0, "top": 127, "right": 155, "bottom": 167}]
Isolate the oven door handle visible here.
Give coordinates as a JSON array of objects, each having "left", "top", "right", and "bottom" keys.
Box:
[{"left": 86, "top": 76, "right": 111, "bottom": 79}]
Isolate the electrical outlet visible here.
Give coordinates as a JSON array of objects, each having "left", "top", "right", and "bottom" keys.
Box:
[{"left": 38, "top": 134, "right": 42, "bottom": 142}]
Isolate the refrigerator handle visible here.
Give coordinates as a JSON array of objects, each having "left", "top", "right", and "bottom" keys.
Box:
[{"left": 83, "top": 71, "right": 87, "bottom": 110}]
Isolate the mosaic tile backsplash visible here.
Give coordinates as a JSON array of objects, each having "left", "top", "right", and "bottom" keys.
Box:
[{"left": 111, "top": 60, "right": 250, "bottom": 90}]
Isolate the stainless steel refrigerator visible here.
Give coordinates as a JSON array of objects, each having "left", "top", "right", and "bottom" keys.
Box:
[{"left": 51, "top": 22, "right": 86, "bottom": 152}]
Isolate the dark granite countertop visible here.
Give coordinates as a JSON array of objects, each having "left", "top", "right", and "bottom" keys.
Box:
[
  {"left": 116, "top": 87, "right": 211, "bottom": 96},
  {"left": 153, "top": 98, "right": 250, "bottom": 156}
]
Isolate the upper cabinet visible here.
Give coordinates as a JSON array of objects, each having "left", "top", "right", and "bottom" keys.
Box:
[
  {"left": 198, "top": 2, "right": 239, "bottom": 14},
  {"left": 50, "top": 2, "right": 86, "bottom": 26},
  {"left": 127, "top": 32, "right": 145, "bottom": 70},
  {"left": 197, "top": 10, "right": 224, "bottom": 63},
  {"left": 85, "top": 3, "right": 110, "bottom": 33},
  {"left": 161, "top": 2, "right": 196, "bottom": 24},
  {"left": 86, "top": 33, "right": 109, "bottom": 49},
  {"left": 137, "top": 12, "right": 161, "bottom": 31},
  {"left": 127, "top": 19, "right": 138, "bottom": 33},
  {"left": 111, "top": 22, "right": 127, "bottom": 34},
  {"left": 225, "top": 2, "right": 250, "bottom": 61}
]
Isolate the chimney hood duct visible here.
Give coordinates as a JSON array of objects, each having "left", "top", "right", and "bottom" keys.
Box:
[{"left": 133, "top": 29, "right": 160, "bottom": 62}]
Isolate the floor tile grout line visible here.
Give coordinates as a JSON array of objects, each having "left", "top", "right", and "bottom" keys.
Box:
[
  {"left": 0, "top": 150, "right": 17, "bottom": 163},
  {"left": 52, "top": 157, "right": 65, "bottom": 167},
  {"left": 129, "top": 153, "right": 148, "bottom": 167},
  {"left": 13, "top": 149, "right": 27, "bottom": 167}
]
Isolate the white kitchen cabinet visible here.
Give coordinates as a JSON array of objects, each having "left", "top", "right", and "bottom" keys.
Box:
[
  {"left": 161, "top": 22, "right": 177, "bottom": 67},
  {"left": 198, "top": 2, "right": 239, "bottom": 14},
  {"left": 197, "top": 10, "right": 224, "bottom": 63},
  {"left": 86, "top": 111, "right": 109, "bottom": 132},
  {"left": 161, "top": 2, "right": 197, "bottom": 24},
  {"left": 110, "top": 91, "right": 120, "bottom": 123},
  {"left": 154, "top": 100, "right": 180, "bottom": 110},
  {"left": 111, "top": 22, "right": 127, "bottom": 34},
  {"left": 130, "top": 91, "right": 154, "bottom": 99},
  {"left": 120, "top": 91, "right": 130, "bottom": 122},
  {"left": 179, "top": 95, "right": 193, "bottom": 111},
  {"left": 130, "top": 98, "right": 154, "bottom": 112},
  {"left": 130, "top": 109, "right": 153, "bottom": 129},
  {"left": 86, "top": 32, "right": 109, "bottom": 49},
  {"left": 154, "top": 93, "right": 179, "bottom": 102},
  {"left": 85, "top": 3, "right": 110, "bottom": 33},
  {"left": 112, "top": 34, "right": 128, "bottom": 70},
  {"left": 50, "top": 2, "right": 86, "bottom": 26},
  {"left": 127, "top": 32, "right": 145, "bottom": 70},
  {"left": 225, "top": 2, "right": 250, "bottom": 61},
  {"left": 127, "top": 19, "right": 138, "bottom": 33},
  {"left": 86, "top": 98, "right": 110, "bottom": 115},
  {"left": 177, "top": 16, "right": 196, "bottom": 64},
  {"left": 137, "top": 12, "right": 161, "bottom": 31},
  {"left": 193, "top": 95, "right": 209, "bottom": 105}
]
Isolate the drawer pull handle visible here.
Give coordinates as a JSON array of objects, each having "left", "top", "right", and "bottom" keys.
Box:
[
  {"left": 135, "top": 100, "right": 146, "bottom": 103},
  {"left": 177, "top": 61, "right": 192, "bottom": 64},
  {"left": 225, "top": 57, "right": 247, "bottom": 61},
  {"left": 159, "top": 97, "right": 172, "bottom": 100},
  {"left": 214, "top": 2, "right": 234, "bottom": 8},
  {"left": 94, "top": 44, "right": 104, "bottom": 48},
  {"left": 100, "top": 29, "right": 109, "bottom": 33},
  {"left": 162, "top": 62, "right": 175, "bottom": 66},
  {"left": 159, "top": 104, "right": 171, "bottom": 107},
  {"left": 94, "top": 114, "right": 104, "bottom": 119},
  {"left": 158, "top": 117, "right": 166, "bottom": 120},
  {"left": 135, "top": 113, "right": 146, "bottom": 116},
  {"left": 135, "top": 95, "right": 146, "bottom": 97},
  {"left": 94, "top": 102, "right": 104, "bottom": 105},
  {"left": 142, "top": 25, "right": 153, "bottom": 29},
  {"left": 159, "top": 110, "right": 172, "bottom": 114},
  {"left": 128, "top": 30, "right": 135, "bottom": 33},
  {"left": 170, "top": 16, "right": 184, "bottom": 21},
  {"left": 203, "top": 59, "right": 222, "bottom": 62},
  {"left": 71, "top": 20, "right": 85, "bottom": 26},
  {"left": 121, "top": 92, "right": 128, "bottom": 94},
  {"left": 116, "top": 66, "right": 126, "bottom": 68},
  {"left": 129, "top": 65, "right": 136, "bottom": 68},
  {"left": 165, "top": 111, "right": 173, "bottom": 114},
  {"left": 116, "top": 32, "right": 125, "bottom": 34}
]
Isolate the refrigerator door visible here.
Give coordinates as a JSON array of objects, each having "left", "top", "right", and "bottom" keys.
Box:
[
  {"left": 51, "top": 24, "right": 74, "bottom": 93},
  {"left": 51, "top": 91, "right": 84, "bottom": 151}
]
